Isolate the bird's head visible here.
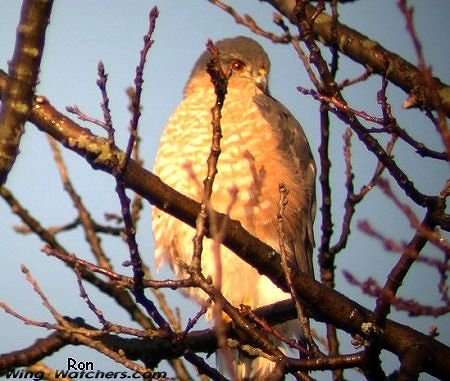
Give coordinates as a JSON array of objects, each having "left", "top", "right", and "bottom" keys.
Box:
[{"left": 186, "top": 36, "right": 271, "bottom": 95}]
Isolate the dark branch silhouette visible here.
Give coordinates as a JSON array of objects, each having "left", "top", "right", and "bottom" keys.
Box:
[{"left": 0, "top": 1, "right": 448, "bottom": 380}]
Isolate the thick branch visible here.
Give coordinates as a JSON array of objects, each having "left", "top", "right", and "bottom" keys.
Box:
[
  {"left": 0, "top": 0, "right": 54, "bottom": 184},
  {"left": 1, "top": 298, "right": 448, "bottom": 379},
  {"left": 262, "top": 0, "right": 450, "bottom": 117},
  {"left": 0, "top": 74, "right": 447, "bottom": 379},
  {"left": 0, "top": 332, "right": 65, "bottom": 373}
]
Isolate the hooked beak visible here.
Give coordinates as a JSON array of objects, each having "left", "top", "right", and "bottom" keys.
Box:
[{"left": 255, "top": 67, "right": 269, "bottom": 93}]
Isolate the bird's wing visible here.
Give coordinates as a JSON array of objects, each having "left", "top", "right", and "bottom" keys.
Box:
[{"left": 254, "top": 94, "right": 316, "bottom": 277}]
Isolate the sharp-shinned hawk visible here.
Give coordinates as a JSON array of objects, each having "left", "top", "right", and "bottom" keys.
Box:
[{"left": 152, "top": 36, "right": 316, "bottom": 379}]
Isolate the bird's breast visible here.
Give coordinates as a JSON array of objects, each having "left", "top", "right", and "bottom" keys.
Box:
[{"left": 154, "top": 87, "right": 304, "bottom": 241}]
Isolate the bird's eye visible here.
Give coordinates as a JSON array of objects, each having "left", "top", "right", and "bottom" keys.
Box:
[{"left": 231, "top": 60, "right": 245, "bottom": 72}]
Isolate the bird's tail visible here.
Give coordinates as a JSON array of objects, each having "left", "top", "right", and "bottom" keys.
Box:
[{"left": 216, "top": 319, "right": 300, "bottom": 380}]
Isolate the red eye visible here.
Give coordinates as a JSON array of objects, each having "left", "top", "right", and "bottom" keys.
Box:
[{"left": 231, "top": 60, "right": 245, "bottom": 72}]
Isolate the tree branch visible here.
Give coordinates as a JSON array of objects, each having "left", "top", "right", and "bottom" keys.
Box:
[
  {"left": 0, "top": 71, "right": 448, "bottom": 379},
  {"left": 0, "top": 332, "right": 66, "bottom": 374},
  {"left": 0, "top": 0, "right": 54, "bottom": 184},
  {"left": 261, "top": 0, "right": 450, "bottom": 117}
]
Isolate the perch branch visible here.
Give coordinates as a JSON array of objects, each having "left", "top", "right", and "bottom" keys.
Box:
[{"left": 0, "top": 70, "right": 449, "bottom": 379}]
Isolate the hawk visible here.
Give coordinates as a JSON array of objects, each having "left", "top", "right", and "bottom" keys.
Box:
[{"left": 152, "top": 36, "right": 316, "bottom": 379}]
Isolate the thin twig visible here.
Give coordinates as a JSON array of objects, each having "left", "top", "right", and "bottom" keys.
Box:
[
  {"left": 344, "top": 271, "right": 449, "bottom": 317},
  {"left": 208, "top": 0, "right": 290, "bottom": 43},
  {"left": 190, "top": 40, "right": 228, "bottom": 272},
  {"left": 398, "top": 0, "right": 449, "bottom": 159},
  {"left": 48, "top": 136, "right": 112, "bottom": 269}
]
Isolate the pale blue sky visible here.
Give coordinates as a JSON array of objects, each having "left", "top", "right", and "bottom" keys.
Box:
[{"left": 1, "top": 1, "right": 449, "bottom": 380}]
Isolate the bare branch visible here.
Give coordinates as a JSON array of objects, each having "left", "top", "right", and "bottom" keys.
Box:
[
  {"left": 48, "top": 137, "right": 112, "bottom": 269},
  {"left": 208, "top": 0, "right": 290, "bottom": 43},
  {"left": 0, "top": 333, "right": 66, "bottom": 372},
  {"left": 0, "top": 0, "right": 54, "bottom": 184},
  {"left": 261, "top": 0, "right": 450, "bottom": 116},
  {"left": 344, "top": 272, "right": 450, "bottom": 317},
  {"left": 0, "top": 71, "right": 449, "bottom": 380}
]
